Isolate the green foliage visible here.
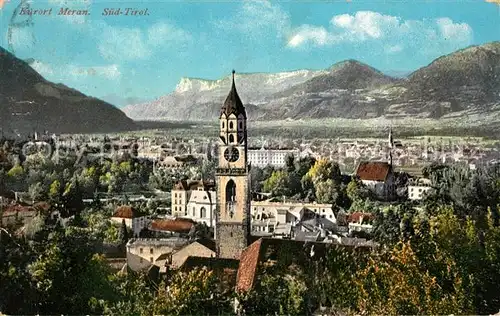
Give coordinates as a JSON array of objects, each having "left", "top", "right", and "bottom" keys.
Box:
[
  {"left": 239, "top": 265, "right": 309, "bottom": 316},
  {"left": 263, "top": 170, "right": 291, "bottom": 197},
  {"left": 7, "top": 165, "right": 24, "bottom": 178},
  {"left": 152, "top": 268, "right": 233, "bottom": 316},
  {"left": 346, "top": 177, "right": 370, "bottom": 202},
  {"left": 118, "top": 219, "right": 129, "bottom": 245}
]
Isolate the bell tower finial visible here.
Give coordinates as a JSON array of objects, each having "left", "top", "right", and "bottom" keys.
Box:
[{"left": 232, "top": 69, "right": 235, "bottom": 82}]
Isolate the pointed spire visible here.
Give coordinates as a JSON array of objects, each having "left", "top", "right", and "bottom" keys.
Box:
[
  {"left": 388, "top": 125, "right": 394, "bottom": 149},
  {"left": 221, "top": 70, "right": 246, "bottom": 118}
]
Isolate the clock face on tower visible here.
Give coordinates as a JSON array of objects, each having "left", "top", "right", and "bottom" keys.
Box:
[{"left": 224, "top": 147, "right": 239, "bottom": 162}]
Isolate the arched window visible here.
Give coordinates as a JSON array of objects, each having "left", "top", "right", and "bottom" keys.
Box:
[
  {"left": 201, "top": 207, "right": 206, "bottom": 218},
  {"left": 229, "top": 121, "right": 234, "bottom": 129},
  {"left": 192, "top": 207, "right": 196, "bottom": 216},
  {"left": 229, "top": 134, "right": 234, "bottom": 143},
  {"left": 226, "top": 180, "right": 236, "bottom": 203},
  {"left": 239, "top": 121, "right": 242, "bottom": 129},
  {"left": 226, "top": 180, "right": 236, "bottom": 218},
  {"left": 222, "top": 121, "right": 225, "bottom": 129}
]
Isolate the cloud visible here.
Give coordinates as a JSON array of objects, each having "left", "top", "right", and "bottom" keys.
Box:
[
  {"left": 286, "top": 11, "right": 473, "bottom": 54},
  {"left": 287, "top": 25, "right": 334, "bottom": 48},
  {"left": 215, "top": 0, "right": 291, "bottom": 40},
  {"left": 68, "top": 64, "right": 121, "bottom": 79},
  {"left": 98, "top": 22, "right": 191, "bottom": 61},
  {"left": 485, "top": 0, "right": 500, "bottom": 4},
  {"left": 31, "top": 61, "right": 121, "bottom": 80}
]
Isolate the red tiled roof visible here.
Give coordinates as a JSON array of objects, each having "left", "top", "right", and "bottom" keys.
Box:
[
  {"left": 236, "top": 239, "right": 263, "bottom": 292},
  {"left": 356, "top": 161, "right": 391, "bottom": 181},
  {"left": 150, "top": 218, "right": 194, "bottom": 233},
  {"left": 2, "top": 202, "right": 46, "bottom": 215},
  {"left": 112, "top": 205, "right": 139, "bottom": 219},
  {"left": 348, "top": 212, "right": 374, "bottom": 224}
]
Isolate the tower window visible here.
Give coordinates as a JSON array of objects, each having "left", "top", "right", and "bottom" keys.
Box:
[
  {"left": 230, "top": 232, "right": 233, "bottom": 237},
  {"left": 229, "top": 121, "right": 234, "bottom": 129},
  {"left": 239, "top": 121, "right": 242, "bottom": 129},
  {"left": 222, "top": 121, "right": 225, "bottom": 129},
  {"left": 229, "top": 134, "right": 234, "bottom": 143}
]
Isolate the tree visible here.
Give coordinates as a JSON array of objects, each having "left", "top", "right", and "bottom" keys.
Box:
[
  {"left": 28, "top": 182, "right": 45, "bottom": 202},
  {"left": 263, "top": 170, "right": 291, "bottom": 197},
  {"left": 347, "top": 177, "right": 370, "bottom": 202},
  {"left": 285, "top": 154, "right": 295, "bottom": 173},
  {"left": 250, "top": 166, "right": 264, "bottom": 192},
  {"left": 119, "top": 219, "right": 129, "bottom": 245},
  {"left": 152, "top": 267, "right": 233, "bottom": 316},
  {"left": 355, "top": 242, "right": 470, "bottom": 315},
  {"left": 303, "top": 159, "right": 341, "bottom": 184},
  {"left": 239, "top": 265, "right": 310, "bottom": 316},
  {"left": 315, "top": 179, "right": 338, "bottom": 204},
  {"left": 27, "top": 227, "right": 117, "bottom": 314}
]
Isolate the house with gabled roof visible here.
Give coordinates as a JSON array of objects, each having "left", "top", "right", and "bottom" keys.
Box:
[
  {"left": 355, "top": 161, "right": 395, "bottom": 200},
  {"left": 111, "top": 205, "right": 152, "bottom": 237},
  {"left": 171, "top": 180, "right": 216, "bottom": 219}
]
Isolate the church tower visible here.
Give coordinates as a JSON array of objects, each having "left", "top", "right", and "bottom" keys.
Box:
[{"left": 215, "top": 70, "right": 251, "bottom": 260}]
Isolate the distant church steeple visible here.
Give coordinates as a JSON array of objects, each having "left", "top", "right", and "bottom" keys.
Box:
[
  {"left": 388, "top": 126, "right": 394, "bottom": 149},
  {"left": 388, "top": 126, "right": 394, "bottom": 166}
]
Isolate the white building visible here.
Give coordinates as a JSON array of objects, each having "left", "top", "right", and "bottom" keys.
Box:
[
  {"left": 249, "top": 200, "right": 337, "bottom": 238},
  {"left": 185, "top": 187, "right": 217, "bottom": 227},
  {"left": 408, "top": 178, "right": 432, "bottom": 200},
  {"left": 111, "top": 205, "right": 152, "bottom": 237},
  {"left": 171, "top": 180, "right": 216, "bottom": 224},
  {"left": 248, "top": 146, "right": 299, "bottom": 168}
]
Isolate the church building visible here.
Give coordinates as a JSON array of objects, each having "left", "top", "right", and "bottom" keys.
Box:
[{"left": 215, "top": 70, "right": 252, "bottom": 260}]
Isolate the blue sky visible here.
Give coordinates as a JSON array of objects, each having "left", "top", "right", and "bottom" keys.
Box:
[{"left": 1, "top": 0, "right": 499, "bottom": 106}]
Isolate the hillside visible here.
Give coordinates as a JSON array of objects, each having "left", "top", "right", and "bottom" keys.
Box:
[
  {"left": 124, "top": 42, "right": 500, "bottom": 122},
  {"left": 0, "top": 46, "right": 137, "bottom": 136}
]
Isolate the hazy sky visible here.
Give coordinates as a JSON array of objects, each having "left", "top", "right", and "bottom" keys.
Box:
[{"left": 1, "top": 0, "right": 499, "bottom": 106}]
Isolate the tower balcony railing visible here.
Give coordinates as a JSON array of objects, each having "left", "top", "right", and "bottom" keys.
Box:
[{"left": 216, "top": 167, "right": 247, "bottom": 175}]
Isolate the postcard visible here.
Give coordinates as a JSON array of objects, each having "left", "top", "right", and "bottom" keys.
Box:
[{"left": 0, "top": 0, "right": 500, "bottom": 315}]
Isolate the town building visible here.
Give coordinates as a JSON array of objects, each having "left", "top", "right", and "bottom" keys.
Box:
[
  {"left": 408, "top": 178, "right": 432, "bottom": 200},
  {"left": 148, "top": 217, "right": 196, "bottom": 237},
  {"left": 111, "top": 205, "right": 152, "bottom": 237},
  {"left": 158, "top": 154, "right": 199, "bottom": 170},
  {"left": 171, "top": 180, "right": 216, "bottom": 219},
  {"left": 247, "top": 146, "right": 299, "bottom": 168},
  {"left": 125, "top": 238, "right": 189, "bottom": 271},
  {"left": 355, "top": 161, "right": 395, "bottom": 201}
]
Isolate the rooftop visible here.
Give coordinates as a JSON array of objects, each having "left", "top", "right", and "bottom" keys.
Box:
[
  {"left": 356, "top": 161, "right": 392, "bottom": 181},
  {"left": 150, "top": 218, "right": 195, "bottom": 233},
  {"left": 126, "top": 237, "right": 189, "bottom": 248},
  {"left": 220, "top": 70, "right": 246, "bottom": 119},
  {"left": 112, "top": 205, "right": 143, "bottom": 219}
]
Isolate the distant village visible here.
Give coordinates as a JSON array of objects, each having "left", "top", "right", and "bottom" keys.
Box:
[{"left": 1, "top": 73, "right": 500, "bottom": 311}]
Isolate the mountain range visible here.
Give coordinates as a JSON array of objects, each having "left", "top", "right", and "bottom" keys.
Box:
[
  {"left": 123, "top": 42, "right": 500, "bottom": 122},
  {"left": 0, "top": 46, "right": 136, "bottom": 137}
]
